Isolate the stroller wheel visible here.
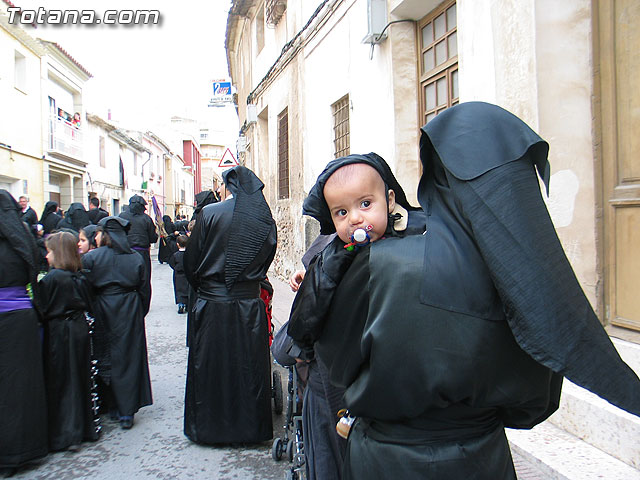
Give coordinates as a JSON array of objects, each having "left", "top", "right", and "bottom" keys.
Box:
[
  {"left": 272, "top": 370, "right": 284, "bottom": 415},
  {"left": 272, "top": 437, "right": 284, "bottom": 461},
  {"left": 286, "top": 438, "right": 294, "bottom": 462}
]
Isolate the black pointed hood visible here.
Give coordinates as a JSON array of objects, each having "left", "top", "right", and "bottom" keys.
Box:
[
  {"left": 98, "top": 216, "right": 132, "bottom": 254},
  {"left": 222, "top": 166, "right": 275, "bottom": 290},
  {"left": 128, "top": 194, "right": 147, "bottom": 215}
]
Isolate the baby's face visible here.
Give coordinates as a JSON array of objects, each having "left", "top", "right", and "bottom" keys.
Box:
[{"left": 324, "top": 163, "right": 395, "bottom": 244}]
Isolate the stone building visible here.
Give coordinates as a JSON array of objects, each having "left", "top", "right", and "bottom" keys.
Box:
[{"left": 225, "top": 0, "right": 639, "bottom": 332}]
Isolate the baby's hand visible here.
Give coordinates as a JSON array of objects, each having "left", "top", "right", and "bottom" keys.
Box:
[{"left": 289, "top": 269, "right": 305, "bottom": 292}]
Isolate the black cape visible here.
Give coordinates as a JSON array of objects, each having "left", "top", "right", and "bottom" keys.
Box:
[
  {"left": 81, "top": 224, "right": 152, "bottom": 417},
  {"left": 0, "top": 190, "right": 48, "bottom": 468},
  {"left": 39, "top": 269, "right": 99, "bottom": 450},
  {"left": 183, "top": 166, "right": 276, "bottom": 444}
]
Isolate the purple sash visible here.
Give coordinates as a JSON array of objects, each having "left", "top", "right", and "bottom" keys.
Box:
[{"left": 0, "top": 286, "right": 33, "bottom": 313}]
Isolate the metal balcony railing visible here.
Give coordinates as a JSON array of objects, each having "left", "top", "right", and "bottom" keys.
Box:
[{"left": 48, "top": 114, "right": 83, "bottom": 159}]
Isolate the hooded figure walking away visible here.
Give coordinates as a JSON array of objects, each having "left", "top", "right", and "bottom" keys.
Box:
[
  {"left": 183, "top": 166, "right": 277, "bottom": 445},
  {"left": 81, "top": 216, "right": 152, "bottom": 430},
  {"left": 56, "top": 202, "right": 91, "bottom": 234},
  {"left": 157, "top": 215, "right": 178, "bottom": 264},
  {"left": 119, "top": 195, "right": 158, "bottom": 315},
  {"left": 315, "top": 102, "right": 640, "bottom": 479},
  {"left": 0, "top": 190, "right": 48, "bottom": 474}
]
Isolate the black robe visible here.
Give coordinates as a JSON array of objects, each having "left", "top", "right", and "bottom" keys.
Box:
[
  {"left": 158, "top": 217, "right": 178, "bottom": 264},
  {"left": 119, "top": 204, "right": 158, "bottom": 315},
  {"left": 39, "top": 269, "right": 99, "bottom": 450},
  {"left": 315, "top": 102, "right": 640, "bottom": 479},
  {"left": 81, "top": 246, "right": 152, "bottom": 417},
  {"left": 0, "top": 213, "right": 48, "bottom": 468},
  {"left": 169, "top": 250, "right": 189, "bottom": 304},
  {"left": 184, "top": 167, "right": 276, "bottom": 444}
]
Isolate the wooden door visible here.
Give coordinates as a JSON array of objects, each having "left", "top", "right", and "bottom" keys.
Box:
[{"left": 595, "top": 0, "right": 640, "bottom": 330}]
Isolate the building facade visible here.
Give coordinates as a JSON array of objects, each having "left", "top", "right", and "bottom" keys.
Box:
[
  {"left": 0, "top": 7, "right": 45, "bottom": 206},
  {"left": 225, "top": 0, "right": 640, "bottom": 331}
]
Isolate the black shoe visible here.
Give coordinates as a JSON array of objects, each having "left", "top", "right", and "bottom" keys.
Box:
[{"left": 120, "top": 415, "right": 134, "bottom": 429}]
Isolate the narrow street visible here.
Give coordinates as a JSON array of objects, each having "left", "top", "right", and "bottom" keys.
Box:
[{"left": 12, "top": 255, "right": 293, "bottom": 480}]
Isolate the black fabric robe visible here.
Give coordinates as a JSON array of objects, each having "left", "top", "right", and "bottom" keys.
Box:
[
  {"left": 39, "top": 269, "right": 99, "bottom": 450},
  {"left": 81, "top": 245, "right": 152, "bottom": 417},
  {"left": 158, "top": 216, "right": 178, "bottom": 264},
  {"left": 119, "top": 198, "right": 158, "bottom": 315},
  {"left": 169, "top": 250, "right": 189, "bottom": 304},
  {"left": 316, "top": 102, "right": 640, "bottom": 479},
  {"left": 20, "top": 206, "right": 38, "bottom": 231},
  {"left": 183, "top": 167, "right": 276, "bottom": 445},
  {"left": 0, "top": 191, "right": 48, "bottom": 469}
]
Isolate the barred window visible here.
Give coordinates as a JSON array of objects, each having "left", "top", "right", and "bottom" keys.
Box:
[
  {"left": 277, "top": 107, "right": 289, "bottom": 199},
  {"left": 332, "top": 95, "right": 350, "bottom": 158},
  {"left": 419, "top": 1, "right": 458, "bottom": 125}
]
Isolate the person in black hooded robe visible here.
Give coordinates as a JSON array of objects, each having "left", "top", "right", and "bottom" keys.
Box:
[
  {"left": 119, "top": 195, "right": 158, "bottom": 315},
  {"left": 157, "top": 215, "right": 178, "bottom": 264},
  {"left": 286, "top": 153, "right": 426, "bottom": 479},
  {"left": 56, "top": 202, "right": 91, "bottom": 234},
  {"left": 81, "top": 216, "right": 152, "bottom": 429},
  {"left": 40, "top": 201, "right": 62, "bottom": 235},
  {"left": 0, "top": 190, "right": 48, "bottom": 474},
  {"left": 183, "top": 166, "right": 277, "bottom": 444},
  {"left": 314, "top": 102, "right": 640, "bottom": 479}
]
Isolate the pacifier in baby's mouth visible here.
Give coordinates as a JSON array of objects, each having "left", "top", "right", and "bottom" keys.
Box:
[{"left": 344, "top": 224, "right": 373, "bottom": 251}]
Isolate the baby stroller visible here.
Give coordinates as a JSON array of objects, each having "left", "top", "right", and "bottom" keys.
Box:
[
  {"left": 272, "top": 363, "right": 307, "bottom": 480},
  {"left": 271, "top": 321, "right": 307, "bottom": 479},
  {"left": 260, "top": 276, "right": 284, "bottom": 415}
]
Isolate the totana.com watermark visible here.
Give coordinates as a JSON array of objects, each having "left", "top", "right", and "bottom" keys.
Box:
[{"left": 6, "top": 7, "right": 161, "bottom": 25}]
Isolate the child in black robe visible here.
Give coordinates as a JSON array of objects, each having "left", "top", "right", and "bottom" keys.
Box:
[
  {"left": 169, "top": 235, "right": 189, "bottom": 314},
  {"left": 40, "top": 231, "right": 99, "bottom": 451}
]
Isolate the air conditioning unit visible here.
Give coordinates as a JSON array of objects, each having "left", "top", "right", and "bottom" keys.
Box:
[
  {"left": 247, "top": 104, "right": 257, "bottom": 125},
  {"left": 362, "top": 0, "right": 387, "bottom": 44}
]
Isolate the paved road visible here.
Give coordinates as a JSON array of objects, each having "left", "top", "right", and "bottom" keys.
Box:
[{"left": 13, "top": 257, "right": 293, "bottom": 480}]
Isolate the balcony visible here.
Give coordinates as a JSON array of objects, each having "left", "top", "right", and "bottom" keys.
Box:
[{"left": 48, "top": 114, "right": 83, "bottom": 160}]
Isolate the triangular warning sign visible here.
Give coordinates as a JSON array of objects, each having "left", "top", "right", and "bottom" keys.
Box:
[{"left": 218, "top": 148, "right": 238, "bottom": 167}]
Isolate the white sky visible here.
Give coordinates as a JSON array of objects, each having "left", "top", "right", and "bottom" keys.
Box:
[{"left": 13, "top": 0, "right": 238, "bottom": 144}]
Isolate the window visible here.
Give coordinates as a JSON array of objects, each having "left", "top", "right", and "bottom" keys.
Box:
[
  {"left": 266, "top": 0, "right": 286, "bottom": 26},
  {"left": 277, "top": 107, "right": 289, "bottom": 199},
  {"left": 14, "top": 50, "right": 26, "bottom": 92},
  {"left": 99, "top": 136, "right": 105, "bottom": 167},
  {"left": 256, "top": 5, "right": 265, "bottom": 53},
  {"left": 332, "top": 95, "right": 350, "bottom": 159},
  {"left": 418, "top": 1, "right": 458, "bottom": 125},
  {"left": 133, "top": 153, "right": 138, "bottom": 175}
]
